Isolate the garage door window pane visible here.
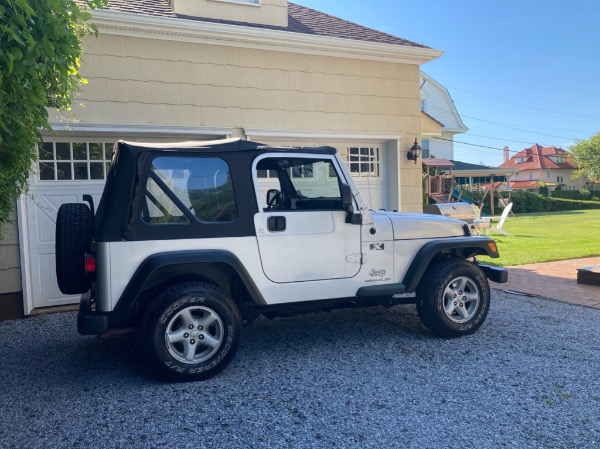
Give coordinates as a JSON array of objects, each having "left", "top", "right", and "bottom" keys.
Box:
[
  {"left": 39, "top": 163, "right": 55, "bottom": 180},
  {"left": 57, "top": 162, "right": 72, "bottom": 180},
  {"left": 39, "top": 143, "right": 53, "bottom": 160},
  {"left": 90, "top": 163, "right": 104, "bottom": 180},
  {"left": 56, "top": 143, "right": 70, "bottom": 160},
  {"left": 74, "top": 162, "right": 88, "bottom": 180},
  {"left": 73, "top": 143, "right": 87, "bottom": 160},
  {"left": 90, "top": 143, "right": 103, "bottom": 160}
]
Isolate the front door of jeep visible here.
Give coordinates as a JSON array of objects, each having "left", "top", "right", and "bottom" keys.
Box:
[{"left": 253, "top": 155, "right": 362, "bottom": 283}]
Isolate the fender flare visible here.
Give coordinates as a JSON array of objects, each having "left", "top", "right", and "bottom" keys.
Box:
[
  {"left": 112, "top": 250, "right": 267, "bottom": 317},
  {"left": 402, "top": 237, "right": 500, "bottom": 293}
]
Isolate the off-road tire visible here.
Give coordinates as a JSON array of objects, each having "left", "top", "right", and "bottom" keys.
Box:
[
  {"left": 141, "top": 281, "right": 242, "bottom": 382},
  {"left": 55, "top": 203, "right": 93, "bottom": 294},
  {"left": 416, "top": 257, "right": 490, "bottom": 338}
]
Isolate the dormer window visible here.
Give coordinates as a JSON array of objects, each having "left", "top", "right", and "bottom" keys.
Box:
[
  {"left": 555, "top": 155, "right": 564, "bottom": 163},
  {"left": 212, "top": 0, "right": 260, "bottom": 4},
  {"left": 171, "top": 0, "right": 284, "bottom": 26},
  {"left": 517, "top": 157, "right": 526, "bottom": 163}
]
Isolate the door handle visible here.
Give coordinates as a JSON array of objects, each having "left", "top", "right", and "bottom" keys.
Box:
[{"left": 267, "top": 216, "right": 286, "bottom": 232}]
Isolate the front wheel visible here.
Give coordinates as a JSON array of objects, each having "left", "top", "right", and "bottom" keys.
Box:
[
  {"left": 141, "top": 282, "right": 242, "bottom": 381},
  {"left": 416, "top": 258, "right": 490, "bottom": 338}
]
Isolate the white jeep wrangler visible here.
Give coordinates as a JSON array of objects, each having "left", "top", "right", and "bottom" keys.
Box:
[{"left": 56, "top": 139, "right": 507, "bottom": 381}]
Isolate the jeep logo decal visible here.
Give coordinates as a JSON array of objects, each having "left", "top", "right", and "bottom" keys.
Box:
[{"left": 369, "top": 268, "right": 386, "bottom": 277}]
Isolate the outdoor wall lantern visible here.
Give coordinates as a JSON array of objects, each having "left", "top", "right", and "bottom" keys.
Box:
[{"left": 407, "top": 138, "right": 421, "bottom": 164}]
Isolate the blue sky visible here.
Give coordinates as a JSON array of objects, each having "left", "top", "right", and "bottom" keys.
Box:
[{"left": 294, "top": 0, "right": 600, "bottom": 166}]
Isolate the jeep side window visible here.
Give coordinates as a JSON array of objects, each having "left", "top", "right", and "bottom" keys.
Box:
[
  {"left": 142, "top": 176, "right": 190, "bottom": 224},
  {"left": 146, "top": 157, "right": 237, "bottom": 223},
  {"left": 256, "top": 158, "right": 343, "bottom": 211}
]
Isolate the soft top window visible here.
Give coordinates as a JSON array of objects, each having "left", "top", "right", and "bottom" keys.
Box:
[
  {"left": 149, "top": 157, "right": 237, "bottom": 223},
  {"left": 255, "top": 157, "right": 343, "bottom": 211}
]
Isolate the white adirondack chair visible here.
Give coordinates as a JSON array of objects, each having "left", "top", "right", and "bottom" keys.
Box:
[{"left": 484, "top": 202, "right": 513, "bottom": 236}]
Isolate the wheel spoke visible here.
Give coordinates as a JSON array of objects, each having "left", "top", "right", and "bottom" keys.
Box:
[
  {"left": 456, "top": 304, "right": 470, "bottom": 320},
  {"left": 183, "top": 341, "right": 196, "bottom": 361},
  {"left": 179, "top": 308, "right": 196, "bottom": 327},
  {"left": 444, "top": 298, "right": 457, "bottom": 316},
  {"left": 455, "top": 277, "right": 467, "bottom": 293},
  {"left": 202, "top": 333, "right": 221, "bottom": 349},
  {"left": 167, "top": 328, "right": 187, "bottom": 344},
  {"left": 197, "top": 311, "right": 218, "bottom": 329},
  {"left": 464, "top": 291, "right": 479, "bottom": 303}
]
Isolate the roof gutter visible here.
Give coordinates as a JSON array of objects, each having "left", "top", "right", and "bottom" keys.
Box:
[{"left": 91, "top": 10, "right": 443, "bottom": 65}]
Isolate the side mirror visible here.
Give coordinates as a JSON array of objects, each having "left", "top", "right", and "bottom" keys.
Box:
[
  {"left": 341, "top": 183, "right": 354, "bottom": 213},
  {"left": 266, "top": 189, "right": 281, "bottom": 208}
]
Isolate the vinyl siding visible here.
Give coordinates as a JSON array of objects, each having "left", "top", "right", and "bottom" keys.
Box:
[{"left": 0, "top": 207, "right": 22, "bottom": 295}]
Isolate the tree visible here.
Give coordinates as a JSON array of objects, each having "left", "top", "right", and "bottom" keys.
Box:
[
  {"left": 0, "top": 0, "right": 107, "bottom": 230},
  {"left": 570, "top": 131, "right": 600, "bottom": 181}
]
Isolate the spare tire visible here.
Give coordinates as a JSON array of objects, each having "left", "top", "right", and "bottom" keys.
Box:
[{"left": 55, "top": 203, "right": 93, "bottom": 294}]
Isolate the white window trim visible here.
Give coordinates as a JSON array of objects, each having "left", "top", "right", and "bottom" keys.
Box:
[
  {"left": 36, "top": 140, "right": 114, "bottom": 183},
  {"left": 343, "top": 146, "right": 381, "bottom": 178}
]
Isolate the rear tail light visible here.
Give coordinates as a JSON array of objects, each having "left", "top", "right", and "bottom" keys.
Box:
[{"left": 84, "top": 253, "right": 96, "bottom": 275}]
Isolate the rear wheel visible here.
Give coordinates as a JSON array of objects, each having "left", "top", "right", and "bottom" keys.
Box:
[
  {"left": 55, "top": 203, "right": 93, "bottom": 294},
  {"left": 141, "top": 281, "right": 242, "bottom": 381},
  {"left": 416, "top": 258, "right": 490, "bottom": 338}
]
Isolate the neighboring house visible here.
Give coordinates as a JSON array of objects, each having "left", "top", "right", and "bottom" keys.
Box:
[
  {"left": 499, "top": 144, "right": 586, "bottom": 193},
  {"left": 419, "top": 72, "right": 468, "bottom": 160},
  {"left": 1, "top": 0, "right": 443, "bottom": 317},
  {"left": 417, "top": 73, "right": 519, "bottom": 205},
  {"left": 451, "top": 160, "right": 518, "bottom": 192}
]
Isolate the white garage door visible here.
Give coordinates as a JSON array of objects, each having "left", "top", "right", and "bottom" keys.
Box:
[{"left": 21, "top": 140, "right": 112, "bottom": 310}]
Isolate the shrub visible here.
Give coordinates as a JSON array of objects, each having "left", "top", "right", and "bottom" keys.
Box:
[
  {"left": 509, "top": 190, "right": 600, "bottom": 213},
  {"left": 551, "top": 189, "right": 599, "bottom": 200}
]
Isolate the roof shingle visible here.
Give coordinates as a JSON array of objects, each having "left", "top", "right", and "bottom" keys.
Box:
[{"left": 83, "top": 0, "right": 428, "bottom": 48}]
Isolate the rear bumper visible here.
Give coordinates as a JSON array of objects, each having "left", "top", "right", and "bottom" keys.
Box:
[
  {"left": 479, "top": 264, "right": 508, "bottom": 284},
  {"left": 77, "top": 291, "right": 109, "bottom": 335}
]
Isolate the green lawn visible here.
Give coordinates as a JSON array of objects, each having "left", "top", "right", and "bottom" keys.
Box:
[{"left": 477, "top": 209, "right": 600, "bottom": 267}]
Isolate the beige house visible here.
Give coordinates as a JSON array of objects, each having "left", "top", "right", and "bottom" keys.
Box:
[{"left": 1, "top": 0, "right": 442, "bottom": 318}]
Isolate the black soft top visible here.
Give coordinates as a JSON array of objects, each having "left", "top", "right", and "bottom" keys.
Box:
[
  {"left": 114, "top": 137, "right": 337, "bottom": 154},
  {"left": 93, "top": 138, "right": 337, "bottom": 241}
]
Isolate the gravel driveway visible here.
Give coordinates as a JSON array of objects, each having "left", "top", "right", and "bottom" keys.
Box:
[{"left": 1, "top": 290, "right": 599, "bottom": 449}]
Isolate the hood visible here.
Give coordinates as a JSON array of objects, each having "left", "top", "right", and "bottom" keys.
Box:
[{"left": 371, "top": 210, "right": 468, "bottom": 240}]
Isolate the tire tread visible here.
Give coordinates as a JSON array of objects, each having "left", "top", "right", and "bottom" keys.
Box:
[
  {"left": 55, "top": 203, "right": 93, "bottom": 294},
  {"left": 140, "top": 281, "right": 242, "bottom": 381},
  {"left": 416, "top": 257, "right": 489, "bottom": 338}
]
